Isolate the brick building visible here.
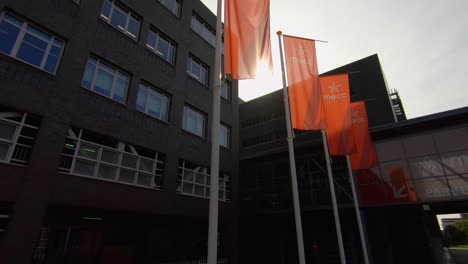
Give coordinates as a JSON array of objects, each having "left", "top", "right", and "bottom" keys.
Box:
[{"left": 0, "top": 0, "right": 239, "bottom": 263}]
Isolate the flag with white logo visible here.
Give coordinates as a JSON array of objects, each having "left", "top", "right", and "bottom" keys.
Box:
[
  {"left": 319, "top": 74, "right": 354, "bottom": 155},
  {"left": 349, "top": 101, "right": 376, "bottom": 170},
  {"left": 284, "top": 35, "right": 325, "bottom": 130}
]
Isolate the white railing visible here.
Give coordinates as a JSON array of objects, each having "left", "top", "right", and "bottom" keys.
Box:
[
  {"left": 0, "top": 112, "right": 38, "bottom": 166},
  {"left": 177, "top": 160, "right": 231, "bottom": 202},
  {"left": 58, "top": 129, "right": 164, "bottom": 190}
]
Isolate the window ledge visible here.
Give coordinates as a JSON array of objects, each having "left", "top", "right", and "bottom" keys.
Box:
[
  {"left": 181, "top": 128, "right": 208, "bottom": 142},
  {"left": 61, "top": 172, "right": 163, "bottom": 191},
  {"left": 186, "top": 73, "right": 209, "bottom": 88},
  {"left": 98, "top": 18, "right": 140, "bottom": 44},
  {"left": 135, "top": 109, "right": 170, "bottom": 126},
  {"left": 0, "top": 160, "right": 27, "bottom": 168},
  {"left": 80, "top": 86, "right": 128, "bottom": 107},
  {"left": 0, "top": 52, "right": 58, "bottom": 77},
  {"left": 144, "top": 46, "right": 176, "bottom": 68}
]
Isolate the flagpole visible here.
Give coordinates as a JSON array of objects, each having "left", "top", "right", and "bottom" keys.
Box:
[
  {"left": 207, "top": 0, "right": 223, "bottom": 263},
  {"left": 321, "top": 129, "right": 347, "bottom": 264},
  {"left": 277, "top": 31, "right": 306, "bottom": 264},
  {"left": 346, "top": 155, "right": 370, "bottom": 264}
]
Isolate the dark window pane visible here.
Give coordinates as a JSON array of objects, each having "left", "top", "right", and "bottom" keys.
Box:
[
  {"left": 16, "top": 34, "right": 47, "bottom": 67},
  {"left": 403, "top": 134, "right": 436, "bottom": 158},
  {"left": 146, "top": 32, "right": 156, "bottom": 49},
  {"left": 127, "top": 17, "right": 139, "bottom": 38},
  {"left": 94, "top": 69, "right": 113, "bottom": 96},
  {"left": 434, "top": 127, "right": 468, "bottom": 152},
  {"left": 101, "top": 0, "right": 112, "bottom": 18},
  {"left": 148, "top": 94, "right": 162, "bottom": 118},
  {"left": 44, "top": 52, "right": 59, "bottom": 73},
  {"left": 157, "top": 39, "right": 169, "bottom": 56},
  {"left": 375, "top": 140, "right": 404, "bottom": 162},
  {"left": 168, "top": 47, "right": 175, "bottom": 64},
  {"left": 0, "top": 122, "right": 17, "bottom": 140},
  {"left": 82, "top": 60, "right": 96, "bottom": 88},
  {"left": 110, "top": 8, "right": 127, "bottom": 31},
  {"left": 191, "top": 62, "right": 200, "bottom": 78},
  {"left": 0, "top": 20, "right": 21, "bottom": 54},
  {"left": 26, "top": 25, "right": 52, "bottom": 42},
  {"left": 136, "top": 88, "right": 147, "bottom": 112},
  {"left": 113, "top": 77, "right": 127, "bottom": 103}
]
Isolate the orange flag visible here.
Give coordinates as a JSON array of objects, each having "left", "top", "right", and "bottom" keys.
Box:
[
  {"left": 225, "top": 0, "right": 273, "bottom": 80},
  {"left": 349, "top": 102, "right": 377, "bottom": 170},
  {"left": 320, "top": 74, "right": 354, "bottom": 155},
  {"left": 284, "top": 35, "right": 325, "bottom": 130}
]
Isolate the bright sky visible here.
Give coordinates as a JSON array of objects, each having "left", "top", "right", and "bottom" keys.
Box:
[{"left": 201, "top": 0, "right": 468, "bottom": 119}]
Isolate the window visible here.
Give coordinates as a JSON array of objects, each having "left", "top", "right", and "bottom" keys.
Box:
[
  {"left": 136, "top": 83, "right": 170, "bottom": 122},
  {"left": 220, "top": 123, "right": 231, "bottom": 149},
  {"left": 58, "top": 128, "right": 166, "bottom": 189},
  {"left": 100, "top": 0, "right": 140, "bottom": 40},
  {"left": 182, "top": 105, "right": 206, "bottom": 138},
  {"left": 81, "top": 57, "right": 129, "bottom": 104},
  {"left": 191, "top": 13, "right": 215, "bottom": 46},
  {"left": 146, "top": 29, "right": 176, "bottom": 64},
  {"left": 177, "top": 159, "right": 231, "bottom": 202},
  {"left": 0, "top": 13, "right": 65, "bottom": 74},
  {"left": 221, "top": 80, "right": 232, "bottom": 101},
  {"left": 0, "top": 112, "right": 40, "bottom": 166},
  {"left": 187, "top": 55, "right": 209, "bottom": 85},
  {"left": 158, "top": 0, "right": 181, "bottom": 17}
]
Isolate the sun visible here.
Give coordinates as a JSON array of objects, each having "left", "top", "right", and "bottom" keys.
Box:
[{"left": 238, "top": 62, "right": 283, "bottom": 102}]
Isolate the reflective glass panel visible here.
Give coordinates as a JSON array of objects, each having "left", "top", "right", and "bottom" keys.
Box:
[{"left": 0, "top": 18, "right": 21, "bottom": 54}]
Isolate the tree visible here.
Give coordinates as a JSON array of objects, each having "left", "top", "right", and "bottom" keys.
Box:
[{"left": 443, "top": 219, "right": 468, "bottom": 246}]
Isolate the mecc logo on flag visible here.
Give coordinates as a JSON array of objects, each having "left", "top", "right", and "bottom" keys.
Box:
[
  {"left": 287, "top": 47, "right": 315, "bottom": 65},
  {"left": 323, "top": 82, "right": 348, "bottom": 102},
  {"left": 352, "top": 109, "right": 365, "bottom": 124}
]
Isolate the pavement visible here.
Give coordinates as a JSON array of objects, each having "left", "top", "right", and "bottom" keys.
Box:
[
  {"left": 443, "top": 247, "right": 455, "bottom": 264},
  {"left": 449, "top": 248, "right": 468, "bottom": 264}
]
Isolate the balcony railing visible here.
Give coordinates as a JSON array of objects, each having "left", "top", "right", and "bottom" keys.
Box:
[
  {"left": 0, "top": 112, "right": 38, "bottom": 166},
  {"left": 59, "top": 128, "right": 165, "bottom": 190}
]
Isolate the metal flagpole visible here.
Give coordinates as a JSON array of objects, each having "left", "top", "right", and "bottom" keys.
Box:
[
  {"left": 207, "top": 0, "right": 223, "bottom": 263},
  {"left": 321, "top": 129, "right": 347, "bottom": 264},
  {"left": 346, "top": 155, "right": 370, "bottom": 264},
  {"left": 276, "top": 31, "right": 306, "bottom": 264}
]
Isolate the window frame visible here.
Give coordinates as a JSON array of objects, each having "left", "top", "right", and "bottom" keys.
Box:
[
  {"left": 220, "top": 122, "right": 231, "bottom": 149},
  {"left": 158, "top": 0, "right": 182, "bottom": 17},
  {"left": 187, "top": 55, "right": 209, "bottom": 86},
  {"left": 146, "top": 29, "right": 176, "bottom": 64},
  {"left": 0, "top": 12, "right": 65, "bottom": 74},
  {"left": 81, "top": 57, "right": 130, "bottom": 104},
  {"left": 100, "top": 0, "right": 141, "bottom": 40},
  {"left": 191, "top": 13, "right": 216, "bottom": 46},
  {"left": 221, "top": 80, "right": 232, "bottom": 101},
  {"left": 136, "top": 82, "right": 171, "bottom": 122},
  {"left": 182, "top": 105, "right": 207, "bottom": 138}
]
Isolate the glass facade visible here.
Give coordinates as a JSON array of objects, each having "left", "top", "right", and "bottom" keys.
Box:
[{"left": 357, "top": 126, "right": 468, "bottom": 205}]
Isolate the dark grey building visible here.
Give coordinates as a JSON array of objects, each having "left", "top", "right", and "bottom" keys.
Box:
[{"left": 0, "top": 0, "right": 239, "bottom": 263}]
